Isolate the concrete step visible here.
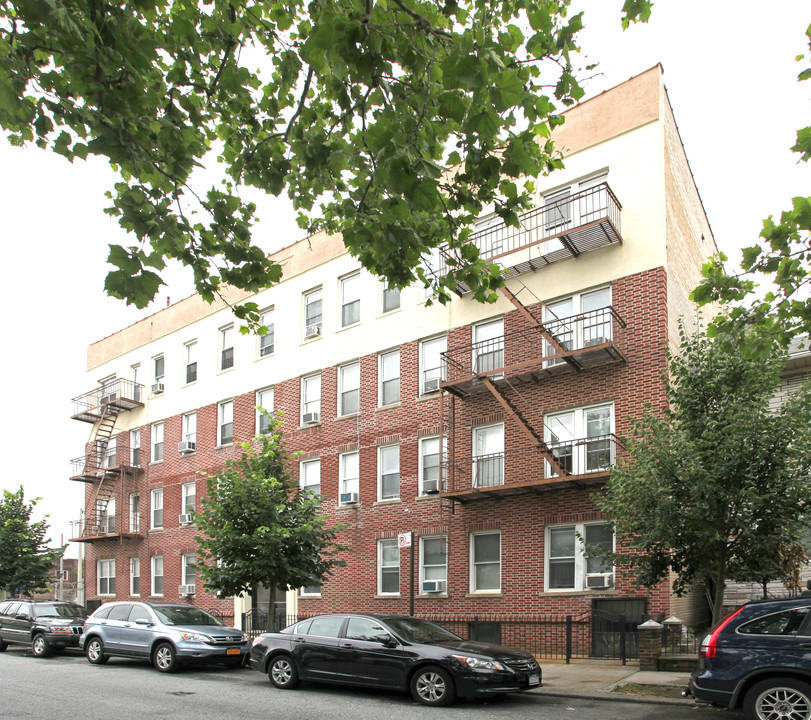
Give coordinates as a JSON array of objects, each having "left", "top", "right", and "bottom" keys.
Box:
[{"left": 658, "top": 654, "right": 700, "bottom": 673}]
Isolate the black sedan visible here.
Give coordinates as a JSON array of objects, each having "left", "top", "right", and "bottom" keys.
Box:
[{"left": 249, "top": 613, "right": 541, "bottom": 706}]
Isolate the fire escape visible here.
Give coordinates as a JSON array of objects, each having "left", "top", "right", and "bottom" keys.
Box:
[{"left": 69, "top": 379, "right": 144, "bottom": 542}]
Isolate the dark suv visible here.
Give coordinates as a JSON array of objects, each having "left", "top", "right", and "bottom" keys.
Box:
[
  {"left": 689, "top": 591, "right": 811, "bottom": 720},
  {"left": 0, "top": 599, "right": 87, "bottom": 657}
]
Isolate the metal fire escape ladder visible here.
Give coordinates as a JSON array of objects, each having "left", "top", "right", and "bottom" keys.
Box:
[{"left": 84, "top": 403, "right": 121, "bottom": 537}]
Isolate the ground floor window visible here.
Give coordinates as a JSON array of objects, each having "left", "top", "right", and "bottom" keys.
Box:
[
  {"left": 98, "top": 559, "right": 115, "bottom": 595},
  {"left": 546, "top": 522, "right": 614, "bottom": 591}
]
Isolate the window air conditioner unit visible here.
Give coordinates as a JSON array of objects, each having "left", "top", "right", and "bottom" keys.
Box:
[
  {"left": 423, "top": 378, "right": 441, "bottom": 393},
  {"left": 178, "top": 441, "right": 196, "bottom": 454},
  {"left": 422, "top": 480, "right": 439, "bottom": 495},
  {"left": 305, "top": 324, "right": 322, "bottom": 339},
  {"left": 151, "top": 382, "right": 165, "bottom": 395},
  {"left": 302, "top": 412, "right": 320, "bottom": 425},
  {"left": 586, "top": 573, "right": 614, "bottom": 589},
  {"left": 422, "top": 580, "right": 446, "bottom": 593},
  {"left": 100, "top": 393, "right": 118, "bottom": 405},
  {"left": 178, "top": 514, "right": 193, "bottom": 526},
  {"left": 340, "top": 492, "right": 359, "bottom": 505},
  {"left": 178, "top": 584, "right": 196, "bottom": 596}
]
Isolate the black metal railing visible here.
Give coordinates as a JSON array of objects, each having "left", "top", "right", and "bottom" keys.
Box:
[
  {"left": 242, "top": 610, "right": 299, "bottom": 639},
  {"left": 71, "top": 378, "right": 144, "bottom": 420}
]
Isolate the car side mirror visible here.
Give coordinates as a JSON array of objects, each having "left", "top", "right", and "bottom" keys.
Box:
[
  {"left": 16, "top": 614, "right": 30, "bottom": 621},
  {"left": 135, "top": 618, "right": 153, "bottom": 626},
  {"left": 376, "top": 634, "right": 397, "bottom": 648}
]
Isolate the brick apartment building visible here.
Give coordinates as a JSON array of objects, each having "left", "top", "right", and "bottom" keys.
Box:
[{"left": 69, "top": 66, "right": 717, "bottom": 643}]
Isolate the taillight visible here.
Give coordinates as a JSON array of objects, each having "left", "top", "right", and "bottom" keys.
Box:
[{"left": 700, "top": 606, "right": 746, "bottom": 658}]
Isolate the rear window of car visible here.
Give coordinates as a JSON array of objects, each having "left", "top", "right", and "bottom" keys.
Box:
[
  {"left": 108, "top": 604, "right": 134, "bottom": 621},
  {"left": 0, "top": 602, "right": 9, "bottom": 615},
  {"left": 91, "top": 605, "right": 114, "bottom": 620},
  {"left": 4, "top": 603, "right": 20, "bottom": 617},
  {"left": 306, "top": 616, "right": 345, "bottom": 638},
  {"left": 738, "top": 607, "right": 809, "bottom": 636}
]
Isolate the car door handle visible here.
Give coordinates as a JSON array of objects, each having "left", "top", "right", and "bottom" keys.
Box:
[
  {"left": 292, "top": 638, "right": 305, "bottom": 643},
  {"left": 340, "top": 643, "right": 354, "bottom": 648},
  {"left": 800, "top": 643, "right": 811, "bottom": 648}
]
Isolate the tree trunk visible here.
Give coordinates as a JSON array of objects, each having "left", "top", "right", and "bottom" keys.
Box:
[{"left": 711, "top": 556, "right": 728, "bottom": 628}]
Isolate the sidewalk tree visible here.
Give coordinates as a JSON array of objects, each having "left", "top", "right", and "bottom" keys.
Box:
[
  {"left": 596, "top": 326, "right": 811, "bottom": 628},
  {"left": 0, "top": 487, "right": 63, "bottom": 596},
  {"left": 194, "top": 414, "right": 347, "bottom": 598},
  {"left": 0, "top": 1, "right": 649, "bottom": 319}
]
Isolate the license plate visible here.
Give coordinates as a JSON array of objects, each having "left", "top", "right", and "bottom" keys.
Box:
[
  {"left": 528, "top": 674, "right": 540, "bottom": 687},
  {"left": 226, "top": 648, "right": 241, "bottom": 655}
]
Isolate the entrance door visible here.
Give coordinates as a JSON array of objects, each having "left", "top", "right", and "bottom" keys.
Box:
[{"left": 591, "top": 597, "right": 647, "bottom": 659}]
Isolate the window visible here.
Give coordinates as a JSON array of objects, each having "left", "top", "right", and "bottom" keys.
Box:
[
  {"left": 301, "top": 373, "right": 321, "bottom": 423},
  {"left": 471, "top": 531, "right": 501, "bottom": 592},
  {"left": 258, "top": 308, "right": 275, "bottom": 357},
  {"left": 182, "top": 412, "right": 197, "bottom": 445},
  {"left": 340, "top": 273, "right": 361, "bottom": 327},
  {"left": 130, "top": 557, "right": 140, "bottom": 596},
  {"left": 129, "top": 494, "right": 140, "bottom": 533},
  {"left": 182, "top": 554, "right": 196, "bottom": 589},
  {"left": 473, "top": 423, "right": 504, "bottom": 488},
  {"left": 98, "top": 559, "right": 115, "bottom": 595},
  {"left": 419, "top": 436, "right": 446, "bottom": 495},
  {"left": 97, "top": 497, "right": 115, "bottom": 534},
  {"left": 546, "top": 522, "right": 614, "bottom": 591},
  {"left": 131, "top": 364, "right": 141, "bottom": 402},
  {"left": 544, "top": 403, "right": 614, "bottom": 477},
  {"left": 542, "top": 173, "right": 608, "bottom": 254},
  {"left": 184, "top": 340, "right": 198, "bottom": 383},
  {"left": 378, "top": 539, "right": 400, "bottom": 595},
  {"left": 544, "top": 287, "right": 612, "bottom": 361},
  {"left": 420, "top": 335, "right": 446, "bottom": 394},
  {"left": 153, "top": 355, "right": 165, "bottom": 386},
  {"left": 130, "top": 429, "right": 141, "bottom": 466},
  {"left": 220, "top": 325, "right": 234, "bottom": 370},
  {"left": 151, "top": 488, "right": 163, "bottom": 529},
  {"left": 256, "top": 387, "right": 274, "bottom": 434},
  {"left": 340, "top": 451, "right": 359, "bottom": 503},
  {"left": 378, "top": 444, "right": 400, "bottom": 500},
  {"left": 151, "top": 556, "right": 164, "bottom": 596},
  {"left": 381, "top": 283, "right": 400, "bottom": 313},
  {"left": 301, "top": 580, "right": 321, "bottom": 597},
  {"left": 151, "top": 422, "right": 164, "bottom": 462},
  {"left": 739, "top": 609, "right": 810, "bottom": 636},
  {"left": 99, "top": 436, "right": 116, "bottom": 469},
  {"left": 182, "top": 482, "right": 196, "bottom": 514},
  {"left": 338, "top": 362, "right": 360, "bottom": 416},
  {"left": 218, "top": 400, "right": 234, "bottom": 445},
  {"left": 345, "top": 617, "right": 390, "bottom": 641},
  {"left": 420, "top": 536, "right": 447, "bottom": 590},
  {"left": 472, "top": 317, "right": 504, "bottom": 376},
  {"left": 379, "top": 349, "right": 400, "bottom": 406},
  {"left": 300, "top": 458, "right": 321, "bottom": 496},
  {"left": 304, "top": 288, "right": 323, "bottom": 339}
]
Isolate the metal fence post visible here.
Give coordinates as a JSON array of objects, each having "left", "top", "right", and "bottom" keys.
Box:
[
  {"left": 619, "top": 614, "right": 627, "bottom": 666},
  {"left": 566, "top": 615, "right": 572, "bottom": 664}
]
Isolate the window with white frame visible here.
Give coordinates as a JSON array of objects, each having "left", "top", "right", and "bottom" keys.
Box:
[
  {"left": 151, "top": 488, "right": 163, "bottom": 529},
  {"left": 301, "top": 373, "right": 321, "bottom": 423},
  {"left": 218, "top": 400, "right": 233, "bottom": 445},
  {"left": 419, "top": 435, "right": 446, "bottom": 495},
  {"left": 182, "top": 482, "right": 196, "bottom": 514},
  {"left": 131, "top": 364, "right": 141, "bottom": 402},
  {"left": 471, "top": 531, "right": 501, "bottom": 592},
  {"left": 301, "top": 580, "right": 321, "bottom": 596},
  {"left": 420, "top": 536, "right": 447, "bottom": 590},
  {"left": 378, "top": 444, "right": 400, "bottom": 500},
  {"left": 130, "top": 557, "right": 140, "bottom": 595},
  {"left": 153, "top": 355, "right": 165, "bottom": 386},
  {"left": 300, "top": 458, "right": 321, "bottom": 496},
  {"left": 543, "top": 287, "right": 612, "bottom": 362},
  {"left": 97, "top": 497, "right": 115, "bottom": 534},
  {"left": 420, "top": 335, "right": 446, "bottom": 394},
  {"left": 152, "top": 422, "right": 164, "bottom": 462},
  {"left": 151, "top": 555, "right": 164, "bottom": 596},
  {"left": 340, "top": 451, "right": 359, "bottom": 503},
  {"left": 100, "top": 436, "right": 116, "bottom": 469},
  {"left": 338, "top": 362, "right": 360, "bottom": 416},
  {"left": 546, "top": 522, "right": 614, "bottom": 591},
  {"left": 98, "top": 559, "right": 115, "bottom": 595},
  {"left": 419, "top": 247, "right": 442, "bottom": 300},
  {"left": 542, "top": 173, "right": 608, "bottom": 254},
  {"left": 472, "top": 317, "right": 504, "bottom": 376},
  {"left": 100, "top": 374, "right": 116, "bottom": 402},
  {"left": 182, "top": 412, "right": 197, "bottom": 447},
  {"left": 258, "top": 307, "right": 275, "bottom": 357},
  {"left": 184, "top": 340, "right": 197, "bottom": 384},
  {"left": 182, "top": 553, "right": 196, "bottom": 589},
  {"left": 378, "top": 539, "right": 400, "bottom": 595},
  {"left": 130, "top": 494, "right": 140, "bottom": 533},
  {"left": 130, "top": 429, "right": 141, "bottom": 466},
  {"left": 303, "top": 288, "right": 323, "bottom": 339},
  {"left": 220, "top": 325, "right": 234, "bottom": 371},
  {"left": 381, "top": 283, "right": 400, "bottom": 313},
  {"left": 379, "top": 349, "right": 400, "bottom": 406},
  {"left": 256, "top": 387, "right": 274, "bottom": 434},
  {"left": 544, "top": 403, "right": 614, "bottom": 477},
  {"left": 340, "top": 272, "right": 361, "bottom": 327},
  {"left": 473, "top": 423, "right": 504, "bottom": 488}
]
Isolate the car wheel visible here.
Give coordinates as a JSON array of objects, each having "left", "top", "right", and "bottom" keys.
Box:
[
  {"left": 85, "top": 637, "right": 108, "bottom": 665},
  {"left": 31, "top": 634, "right": 52, "bottom": 658},
  {"left": 268, "top": 654, "right": 300, "bottom": 689},
  {"left": 744, "top": 678, "right": 811, "bottom": 720},
  {"left": 410, "top": 665, "right": 456, "bottom": 707},
  {"left": 153, "top": 642, "right": 180, "bottom": 673}
]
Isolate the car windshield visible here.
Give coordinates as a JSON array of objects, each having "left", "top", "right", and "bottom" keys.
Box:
[
  {"left": 152, "top": 606, "right": 224, "bottom": 626},
  {"left": 384, "top": 618, "right": 462, "bottom": 644},
  {"left": 34, "top": 604, "right": 87, "bottom": 619}
]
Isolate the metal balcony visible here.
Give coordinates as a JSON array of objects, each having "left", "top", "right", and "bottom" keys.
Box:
[
  {"left": 69, "top": 514, "right": 142, "bottom": 543},
  {"left": 71, "top": 378, "right": 144, "bottom": 423}
]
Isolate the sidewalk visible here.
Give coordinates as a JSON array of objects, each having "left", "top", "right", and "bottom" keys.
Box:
[{"left": 535, "top": 659, "right": 694, "bottom": 705}]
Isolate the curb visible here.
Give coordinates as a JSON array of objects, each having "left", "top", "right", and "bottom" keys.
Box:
[{"left": 534, "top": 688, "right": 695, "bottom": 706}]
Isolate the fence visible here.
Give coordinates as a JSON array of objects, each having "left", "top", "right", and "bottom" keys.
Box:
[{"left": 242, "top": 609, "right": 299, "bottom": 639}]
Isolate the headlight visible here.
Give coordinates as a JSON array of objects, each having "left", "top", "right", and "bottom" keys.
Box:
[
  {"left": 179, "top": 631, "right": 210, "bottom": 643},
  {"left": 452, "top": 655, "right": 505, "bottom": 671},
  {"left": 48, "top": 626, "right": 73, "bottom": 634}
]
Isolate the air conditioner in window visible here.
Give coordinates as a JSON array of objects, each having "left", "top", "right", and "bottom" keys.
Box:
[
  {"left": 422, "top": 580, "right": 446, "bottom": 593},
  {"left": 151, "top": 382, "right": 165, "bottom": 395},
  {"left": 178, "top": 584, "right": 196, "bottom": 596},
  {"left": 339, "top": 492, "right": 359, "bottom": 505},
  {"left": 305, "top": 324, "right": 322, "bottom": 339},
  {"left": 423, "top": 378, "right": 441, "bottom": 393},
  {"left": 302, "top": 412, "right": 320, "bottom": 425},
  {"left": 178, "top": 514, "right": 194, "bottom": 526},
  {"left": 178, "top": 441, "right": 196, "bottom": 454},
  {"left": 100, "top": 393, "right": 118, "bottom": 405},
  {"left": 586, "top": 573, "right": 614, "bottom": 589},
  {"left": 422, "top": 480, "right": 439, "bottom": 495}
]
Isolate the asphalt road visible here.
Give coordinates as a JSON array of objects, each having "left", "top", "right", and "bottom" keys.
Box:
[{"left": 0, "top": 646, "right": 739, "bottom": 720}]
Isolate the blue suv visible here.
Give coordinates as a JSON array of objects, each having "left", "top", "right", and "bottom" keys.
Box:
[{"left": 689, "top": 591, "right": 811, "bottom": 720}]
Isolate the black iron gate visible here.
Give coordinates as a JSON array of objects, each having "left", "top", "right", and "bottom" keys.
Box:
[{"left": 591, "top": 597, "right": 647, "bottom": 661}]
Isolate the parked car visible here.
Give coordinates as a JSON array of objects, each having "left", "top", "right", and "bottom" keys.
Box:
[
  {"left": 249, "top": 613, "right": 542, "bottom": 706},
  {"left": 0, "top": 599, "right": 87, "bottom": 657},
  {"left": 689, "top": 591, "right": 811, "bottom": 720},
  {"left": 81, "top": 601, "right": 250, "bottom": 672}
]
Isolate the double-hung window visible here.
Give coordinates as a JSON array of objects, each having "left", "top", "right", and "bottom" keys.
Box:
[
  {"left": 300, "top": 458, "right": 321, "bottom": 496},
  {"left": 339, "top": 451, "right": 359, "bottom": 504},
  {"left": 153, "top": 355, "right": 165, "bottom": 390},
  {"left": 130, "top": 557, "right": 140, "bottom": 595},
  {"left": 472, "top": 318, "right": 504, "bottom": 377},
  {"left": 256, "top": 387, "right": 274, "bottom": 434},
  {"left": 98, "top": 559, "right": 115, "bottom": 595},
  {"left": 339, "top": 362, "right": 360, "bottom": 416},
  {"left": 420, "top": 335, "right": 446, "bottom": 394},
  {"left": 182, "top": 554, "right": 196, "bottom": 591},
  {"left": 150, "top": 488, "right": 163, "bottom": 529},
  {"left": 419, "top": 436, "right": 446, "bottom": 495},
  {"left": 130, "top": 429, "right": 141, "bottom": 466},
  {"left": 543, "top": 287, "right": 612, "bottom": 362},
  {"left": 378, "top": 539, "right": 400, "bottom": 595},
  {"left": 471, "top": 531, "right": 501, "bottom": 592},
  {"left": 151, "top": 556, "right": 164, "bottom": 596},
  {"left": 381, "top": 283, "right": 400, "bottom": 313},
  {"left": 547, "top": 522, "right": 614, "bottom": 591},
  {"left": 259, "top": 308, "right": 275, "bottom": 357},
  {"left": 301, "top": 373, "right": 321, "bottom": 423},
  {"left": 184, "top": 340, "right": 197, "bottom": 383},
  {"left": 220, "top": 325, "right": 234, "bottom": 371},
  {"left": 304, "top": 288, "right": 323, "bottom": 339},
  {"left": 151, "top": 422, "right": 164, "bottom": 462},
  {"left": 420, "top": 536, "right": 447, "bottom": 591},
  {"left": 131, "top": 364, "right": 141, "bottom": 402},
  {"left": 542, "top": 173, "right": 608, "bottom": 254},
  {"left": 378, "top": 444, "right": 400, "bottom": 501},
  {"left": 218, "top": 400, "right": 233, "bottom": 445},
  {"left": 340, "top": 273, "right": 361, "bottom": 327},
  {"left": 182, "top": 482, "right": 196, "bottom": 514},
  {"left": 182, "top": 412, "right": 197, "bottom": 448},
  {"left": 544, "top": 403, "right": 614, "bottom": 477},
  {"left": 473, "top": 423, "right": 504, "bottom": 488},
  {"left": 129, "top": 494, "right": 140, "bottom": 533},
  {"left": 379, "top": 349, "right": 400, "bottom": 406}
]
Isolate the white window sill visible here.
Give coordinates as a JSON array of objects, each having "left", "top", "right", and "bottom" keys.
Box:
[
  {"left": 374, "top": 594, "right": 402, "bottom": 599},
  {"left": 374, "top": 498, "right": 402, "bottom": 507},
  {"left": 376, "top": 402, "right": 401, "bottom": 411},
  {"left": 465, "top": 592, "right": 503, "bottom": 598},
  {"left": 336, "top": 412, "right": 361, "bottom": 421}
]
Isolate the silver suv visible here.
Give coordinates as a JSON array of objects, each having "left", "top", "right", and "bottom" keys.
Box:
[{"left": 82, "top": 601, "right": 249, "bottom": 672}]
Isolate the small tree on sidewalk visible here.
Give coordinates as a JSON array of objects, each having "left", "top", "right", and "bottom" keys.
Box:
[{"left": 194, "top": 414, "right": 347, "bottom": 598}]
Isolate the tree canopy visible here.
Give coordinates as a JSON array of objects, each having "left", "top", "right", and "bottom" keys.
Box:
[
  {"left": 194, "top": 414, "right": 347, "bottom": 598},
  {"left": 0, "top": 0, "right": 649, "bottom": 324},
  {"left": 0, "top": 487, "right": 62, "bottom": 596},
  {"left": 596, "top": 326, "right": 811, "bottom": 628}
]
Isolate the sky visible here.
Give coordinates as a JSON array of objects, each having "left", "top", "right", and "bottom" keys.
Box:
[{"left": 1, "top": 1, "right": 808, "bottom": 557}]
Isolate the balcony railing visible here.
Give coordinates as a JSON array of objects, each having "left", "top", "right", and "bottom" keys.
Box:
[
  {"left": 69, "top": 450, "right": 142, "bottom": 482},
  {"left": 441, "top": 435, "right": 622, "bottom": 500},
  {"left": 69, "top": 513, "right": 142, "bottom": 542},
  {"left": 442, "top": 306, "right": 626, "bottom": 391},
  {"left": 71, "top": 378, "right": 144, "bottom": 423}
]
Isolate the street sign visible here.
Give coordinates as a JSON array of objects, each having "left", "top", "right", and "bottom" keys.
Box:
[{"left": 398, "top": 532, "right": 412, "bottom": 548}]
